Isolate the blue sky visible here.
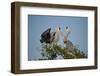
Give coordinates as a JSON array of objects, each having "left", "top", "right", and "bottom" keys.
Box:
[{"left": 28, "top": 15, "right": 88, "bottom": 60}]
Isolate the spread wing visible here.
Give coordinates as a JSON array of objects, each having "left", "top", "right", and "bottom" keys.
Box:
[{"left": 40, "top": 28, "right": 51, "bottom": 43}]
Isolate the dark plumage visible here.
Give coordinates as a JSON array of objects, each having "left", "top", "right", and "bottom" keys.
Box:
[
  {"left": 40, "top": 28, "right": 51, "bottom": 43},
  {"left": 40, "top": 28, "right": 56, "bottom": 43}
]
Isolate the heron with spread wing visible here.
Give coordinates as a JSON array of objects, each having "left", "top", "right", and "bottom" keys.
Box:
[{"left": 40, "top": 26, "right": 71, "bottom": 46}]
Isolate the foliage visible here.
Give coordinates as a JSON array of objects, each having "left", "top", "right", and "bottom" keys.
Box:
[{"left": 38, "top": 42, "right": 87, "bottom": 60}]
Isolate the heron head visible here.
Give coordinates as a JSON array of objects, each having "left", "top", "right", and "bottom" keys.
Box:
[
  {"left": 56, "top": 25, "right": 61, "bottom": 30},
  {"left": 55, "top": 26, "right": 61, "bottom": 32}
]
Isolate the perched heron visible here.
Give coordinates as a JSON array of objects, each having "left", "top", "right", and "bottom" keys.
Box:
[
  {"left": 63, "top": 26, "right": 71, "bottom": 44},
  {"left": 53, "top": 26, "right": 62, "bottom": 45}
]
